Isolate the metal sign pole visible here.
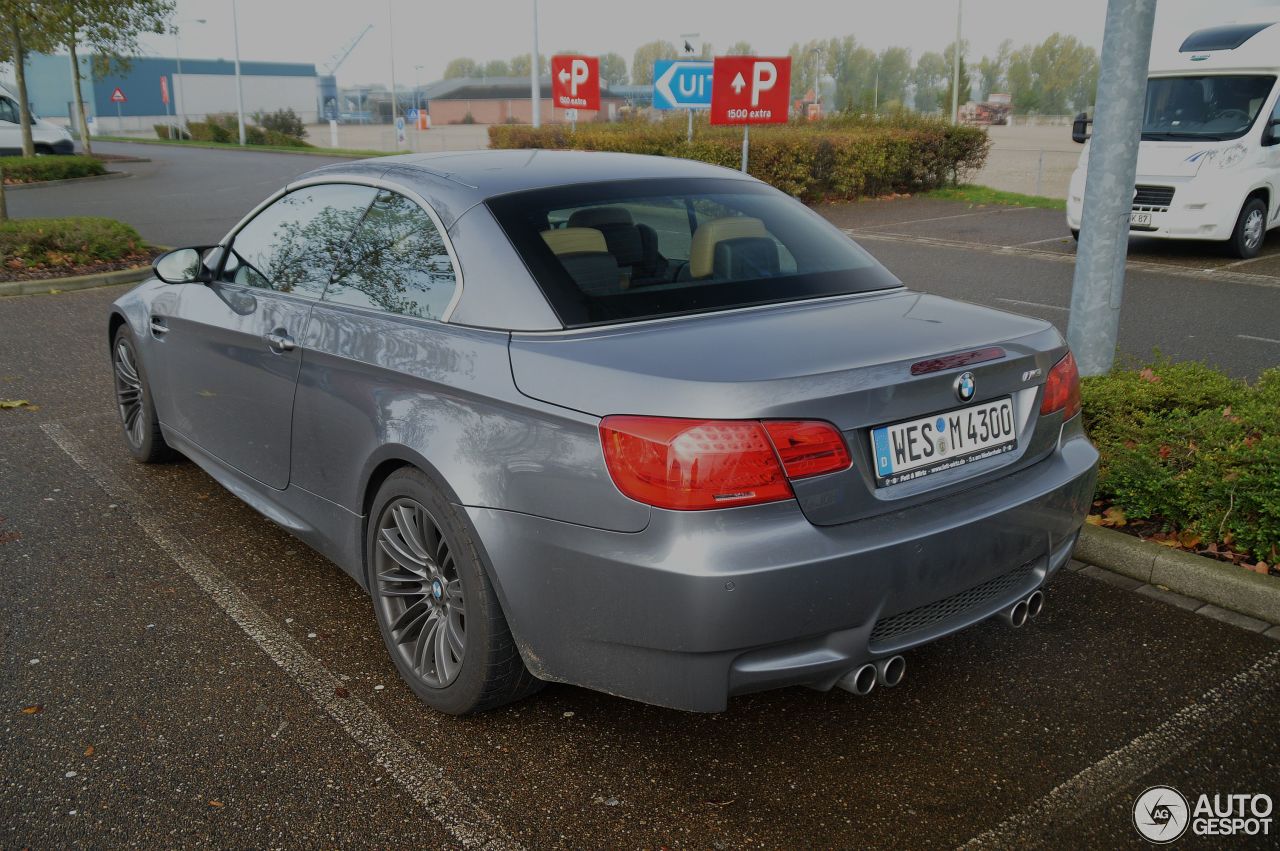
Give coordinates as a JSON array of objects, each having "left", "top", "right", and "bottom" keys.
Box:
[
  {"left": 687, "top": 109, "right": 693, "bottom": 142},
  {"left": 1067, "top": 0, "right": 1157, "bottom": 375},
  {"left": 740, "top": 125, "right": 749, "bottom": 172}
]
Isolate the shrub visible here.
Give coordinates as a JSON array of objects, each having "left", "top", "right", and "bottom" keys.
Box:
[
  {"left": 461, "top": 112, "right": 476, "bottom": 124},
  {"left": 1082, "top": 360, "right": 1280, "bottom": 562},
  {"left": 253, "top": 107, "right": 306, "bottom": 139},
  {"left": 0, "top": 155, "right": 106, "bottom": 184},
  {"left": 487, "top": 114, "right": 989, "bottom": 202},
  {"left": 153, "top": 123, "right": 191, "bottom": 140},
  {"left": 0, "top": 217, "right": 147, "bottom": 273},
  {"left": 161, "top": 114, "right": 313, "bottom": 148}
]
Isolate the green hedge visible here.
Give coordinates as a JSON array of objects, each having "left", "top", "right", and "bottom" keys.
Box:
[
  {"left": 0, "top": 155, "right": 106, "bottom": 184},
  {"left": 0, "top": 217, "right": 147, "bottom": 269},
  {"left": 1082, "top": 361, "right": 1280, "bottom": 562},
  {"left": 157, "top": 115, "right": 313, "bottom": 148},
  {"left": 488, "top": 114, "right": 990, "bottom": 202}
]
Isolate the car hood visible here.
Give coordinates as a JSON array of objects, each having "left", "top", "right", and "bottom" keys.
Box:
[{"left": 1136, "top": 140, "right": 1217, "bottom": 179}]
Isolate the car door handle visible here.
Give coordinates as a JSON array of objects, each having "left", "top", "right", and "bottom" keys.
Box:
[
  {"left": 149, "top": 316, "right": 168, "bottom": 336},
  {"left": 265, "top": 331, "right": 296, "bottom": 353}
]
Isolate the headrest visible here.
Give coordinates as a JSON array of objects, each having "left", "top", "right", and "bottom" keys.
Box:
[
  {"left": 689, "top": 217, "right": 769, "bottom": 278},
  {"left": 568, "top": 206, "right": 634, "bottom": 228},
  {"left": 541, "top": 227, "right": 608, "bottom": 256}
]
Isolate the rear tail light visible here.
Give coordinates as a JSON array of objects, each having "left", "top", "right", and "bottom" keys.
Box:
[
  {"left": 1039, "top": 351, "right": 1081, "bottom": 420},
  {"left": 599, "top": 416, "right": 850, "bottom": 510}
]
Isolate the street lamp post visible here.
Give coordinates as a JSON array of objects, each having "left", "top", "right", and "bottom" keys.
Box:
[
  {"left": 388, "top": 0, "right": 400, "bottom": 130},
  {"left": 530, "top": 0, "right": 540, "bottom": 128},
  {"left": 414, "top": 64, "right": 423, "bottom": 113},
  {"left": 231, "top": 0, "right": 246, "bottom": 145},
  {"left": 950, "top": 0, "right": 962, "bottom": 125},
  {"left": 172, "top": 18, "right": 206, "bottom": 135}
]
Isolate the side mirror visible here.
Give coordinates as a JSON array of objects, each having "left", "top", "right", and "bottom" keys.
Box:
[
  {"left": 1264, "top": 117, "right": 1280, "bottom": 146},
  {"left": 153, "top": 246, "right": 216, "bottom": 284},
  {"left": 1071, "top": 111, "right": 1093, "bottom": 144}
]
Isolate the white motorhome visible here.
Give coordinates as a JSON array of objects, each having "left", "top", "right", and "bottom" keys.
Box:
[
  {"left": 0, "top": 83, "right": 76, "bottom": 156},
  {"left": 1067, "top": 22, "right": 1280, "bottom": 258}
]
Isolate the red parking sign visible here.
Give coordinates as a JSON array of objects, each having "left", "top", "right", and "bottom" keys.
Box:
[
  {"left": 551, "top": 55, "right": 600, "bottom": 111},
  {"left": 709, "top": 56, "right": 791, "bottom": 125}
]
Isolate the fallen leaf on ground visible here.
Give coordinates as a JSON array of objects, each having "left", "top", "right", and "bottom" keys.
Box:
[
  {"left": 1085, "top": 514, "right": 1103, "bottom": 526},
  {"left": 0, "top": 530, "right": 20, "bottom": 544},
  {"left": 83, "top": 745, "right": 94, "bottom": 757},
  {"left": 1177, "top": 531, "right": 1202, "bottom": 549},
  {"left": 334, "top": 686, "right": 350, "bottom": 699},
  {"left": 208, "top": 800, "right": 224, "bottom": 808},
  {"left": 1138, "top": 367, "right": 1161, "bottom": 383},
  {"left": 1101, "top": 506, "right": 1127, "bottom": 527},
  {"left": 21, "top": 704, "right": 43, "bottom": 714},
  {"left": 0, "top": 399, "right": 30, "bottom": 409}
]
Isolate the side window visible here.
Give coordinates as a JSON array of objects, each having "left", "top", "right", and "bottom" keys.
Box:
[
  {"left": 219, "top": 183, "right": 377, "bottom": 298},
  {"left": 324, "top": 190, "right": 458, "bottom": 320},
  {"left": 0, "top": 97, "right": 19, "bottom": 124}
]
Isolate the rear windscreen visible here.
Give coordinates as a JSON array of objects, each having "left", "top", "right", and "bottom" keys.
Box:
[{"left": 485, "top": 178, "right": 901, "bottom": 328}]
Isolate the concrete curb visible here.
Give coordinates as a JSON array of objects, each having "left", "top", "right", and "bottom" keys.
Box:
[
  {"left": 0, "top": 264, "right": 151, "bottom": 297},
  {"left": 4, "top": 171, "right": 130, "bottom": 191},
  {"left": 1075, "top": 525, "right": 1280, "bottom": 625}
]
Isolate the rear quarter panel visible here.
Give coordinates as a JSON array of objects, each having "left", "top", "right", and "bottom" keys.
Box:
[{"left": 291, "top": 304, "right": 649, "bottom": 534}]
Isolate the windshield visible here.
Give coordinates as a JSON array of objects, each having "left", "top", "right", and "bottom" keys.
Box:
[
  {"left": 486, "top": 178, "right": 900, "bottom": 328},
  {"left": 1142, "top": 74, "right": 1276, "bottom": 141}
]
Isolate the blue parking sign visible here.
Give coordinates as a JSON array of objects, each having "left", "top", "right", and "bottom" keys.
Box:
[{"left": 652, "top": 60, "right": 713, "bottom": 110}]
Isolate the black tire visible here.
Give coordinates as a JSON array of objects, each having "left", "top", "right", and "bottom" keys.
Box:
[
  {"left": 366, "top": 468, "right": 542, "bottom": 715},
  {"left": 111, "top": 324, "right": 174, "bottom": 464},
  {"left": 1229, "top": 197, "right": 1268, "bottom": 260}
]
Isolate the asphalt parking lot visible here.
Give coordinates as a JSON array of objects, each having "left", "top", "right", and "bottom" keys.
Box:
[{"left": 4, "top": 144, "right": 1280, "bottom": 847}]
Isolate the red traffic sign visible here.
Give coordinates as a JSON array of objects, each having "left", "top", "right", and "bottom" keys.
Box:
[
  {"left": 551, "top": 55, "right": 600, "bottom": 111},
  {"left": 109, "top": 87, "right": 127, "bottom": 103},
  {"left": 160, "top": 76, "right": 170, "bottom": 105},
  {"left": 710, "top": 56, "right": 791, "bottom": 125}
]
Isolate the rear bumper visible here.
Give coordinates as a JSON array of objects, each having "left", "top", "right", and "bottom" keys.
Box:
[{"left": 469, "top": 420, "right": 1098, "bottom": 712}]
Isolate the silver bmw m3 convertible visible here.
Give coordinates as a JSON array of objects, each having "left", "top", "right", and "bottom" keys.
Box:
[{"left": 108, "top": 150, "right": 1097, "bottom": 714}]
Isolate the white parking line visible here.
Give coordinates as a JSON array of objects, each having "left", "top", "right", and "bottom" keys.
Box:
[
  {"left": 1238, "top": 334, "right": 1280, "bottom": 345},
  {"left": 996, "top": 297, "right": 1069, "bottom": 312},
  {"left": 961, "top": 649, "right": 1280, "bottom": 849},
  {"left": 42, "top": 421, "right": 523, "bottom": 851}
]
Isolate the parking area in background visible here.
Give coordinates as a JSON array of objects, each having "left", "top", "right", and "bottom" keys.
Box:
[{"left": 3, "top": 284, "right": 1278, "bottom": 848}]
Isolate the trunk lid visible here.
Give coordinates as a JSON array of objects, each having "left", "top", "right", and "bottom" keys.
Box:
[{"left": 509, "top": 291, "right": 1070, "bottom": 526}]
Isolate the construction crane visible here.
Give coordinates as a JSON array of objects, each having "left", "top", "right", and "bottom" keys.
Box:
[{"left": 318, "top": 24, "right": 373, "bottom": 122}]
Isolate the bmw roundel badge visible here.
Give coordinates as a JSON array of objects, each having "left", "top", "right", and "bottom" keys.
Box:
[{"left": 955, "top": 371, "right": 976, "bottom": 402}]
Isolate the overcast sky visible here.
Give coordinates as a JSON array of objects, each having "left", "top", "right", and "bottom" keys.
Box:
[{"left": 142, "top": 0, "right": 1280, "bottom": 87}]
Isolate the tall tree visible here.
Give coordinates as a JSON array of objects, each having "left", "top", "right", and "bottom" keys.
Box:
[
  {"left": 788, "top": 39, "right": 828, "bottom": 101},
  {"left": 481, "top": 59, "right": 510, "bottom": 77},
  {"left": 631, "top": 40, "right": 677, "bottom": 86},
  {"left": 977, "top": 38, "right": 1013, "bottom": 99},
  {"left": 509, "top": 52, "right": 547, "bottom": 78},
  {"left": 443, "top": 57, "right": 479, "bottom": 79},
  {"left": 599, "top": 52, "right": 627, "bottom": 87},
  {"left": 826, "top": 36, "right": 876, "bottom": 112},
  {"left": 45, "top": 0, "right": 173, "bottom": 156},
  {"left": 874, "top": 47, "right": 912, "bottom": 111},
  {"left": 0, "top": 0, "right": 53, "bottom": 157},
  {"left": 725, "top": 41, "right": 754, "bottom": 56},
  {"left": 912, "top": 51, "right": 948, "bottom": 113}
]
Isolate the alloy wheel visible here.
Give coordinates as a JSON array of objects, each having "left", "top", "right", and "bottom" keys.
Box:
[
  {"left": 113, "top": 339, "right": 146, "bottom": 448},
  {"left": 374, "top": 498, "right": 467, "bottom": 688},
  {"left": 1244, "top": 208, "right": 1265, "bottom": 251}
]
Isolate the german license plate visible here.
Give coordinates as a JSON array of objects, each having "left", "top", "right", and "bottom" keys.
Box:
[
  {"left": 870, "top": 397, "right": 1017, "bottom": 486},
  {"left": 1130, "top": 212, "right": 1152, "bottom": 227}
]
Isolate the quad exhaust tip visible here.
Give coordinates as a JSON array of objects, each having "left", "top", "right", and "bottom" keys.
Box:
[
  {"left": 837, "top": 655, "right": 906, "bottom": 696},
  {"left": 837, "top": 663, "right": 878, "bottom": 696},
  {"left": 1002, "top": 590, "right": 1046, "bottom": 628},
  {"left": 876, "top": 655, "right": 906, "bottom": 688}
]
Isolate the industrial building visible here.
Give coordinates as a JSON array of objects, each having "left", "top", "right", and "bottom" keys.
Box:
[
  {"left": 23, "top": 53, "right": 319, "bottom": 135},
  {"left": 417, "top": 77, "right": 626, "bottom": 125}
]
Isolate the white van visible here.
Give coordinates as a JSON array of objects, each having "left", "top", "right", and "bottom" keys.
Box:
[
  {"left": 1067, "top": 22, "right": 1280, "bottom": 258},
  {"left": 0, "top": 83, "right": 76, "bottom": 156}
]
